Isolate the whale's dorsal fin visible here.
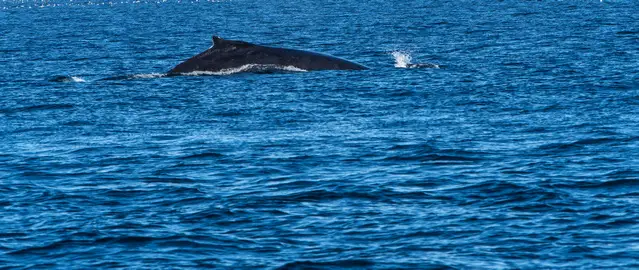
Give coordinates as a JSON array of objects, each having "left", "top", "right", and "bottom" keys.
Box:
[
  {"left": 212, "top": 36, "right": 253, "bottom": 49},
  {"left": 212, "top": 36, "right": 225, "bottom": 47}
]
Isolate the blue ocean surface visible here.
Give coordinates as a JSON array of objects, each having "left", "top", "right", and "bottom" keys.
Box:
[{"left": 1, "top": 0, "right": 638, "bottom": 268}]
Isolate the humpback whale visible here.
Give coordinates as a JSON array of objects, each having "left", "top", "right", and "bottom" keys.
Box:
[{"left": 168, "top": 36, "right": 368, "bottom": 74}]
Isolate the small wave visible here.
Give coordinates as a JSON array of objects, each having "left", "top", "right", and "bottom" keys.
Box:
[
  {"left": 100, "top": 73, "right": 167, "bottom": 80},
  {"left": 48, "top": 75, "right": 86, "bottom": 83},
  {"left": 0, "top": 104, "right": 74, "bottom": 114},
  {"left": 141, "top": 177, "right": 196, "bottom": 184},
  {"left": 383, "top": 153, "right": 482, "bottom": 163},
  {"left": 536, "top": 137, "right": 622, "bottom": 154},
  {"left": 62, "top": 120, "right": 93, "bottom": 126},
  {"left": 275, "top": 259, "right": 374, "bottom": 270},
  {"left": 391, "top": 51, "right": 440, "bottom": 69},
  {"left": 560, "top": 179, "right": 639, "bottom": 190},
  {"left": 8, "top": 239, "right": 76, "bottom": 255},
  {"left": 180, "top": 64, "right": 307, "bottom": 76},
  {"left": 384, "top": 143, "right": 488, "bottom": 164},
  {"left": 179, "top": 152, "right": 224, "bottom": 160},
  {"left": 130, "top": 73, "right": 167, "bottom": 79},
  {"left": 616, "top": 31, "right": 638, "bottom": 35}
]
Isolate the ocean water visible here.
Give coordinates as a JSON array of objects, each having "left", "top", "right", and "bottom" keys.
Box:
[{"left": 1, "top": 0, "right": 638, "bottom": 268}]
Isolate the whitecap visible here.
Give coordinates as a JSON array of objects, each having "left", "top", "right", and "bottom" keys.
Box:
[{"left": 70, "top": 76, "right": 86, "bottom": 82}]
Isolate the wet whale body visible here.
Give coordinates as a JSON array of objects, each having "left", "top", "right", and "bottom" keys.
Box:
[{"left": 168, "top": 36, "right": 368, "bottom": 74}]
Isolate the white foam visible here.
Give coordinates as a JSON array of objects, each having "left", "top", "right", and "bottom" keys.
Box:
[
  {"left": 276, "top": 65, "right": 308, "bottom": 73},
  {"left": 130, "top": 73, "right": 166, "bottom": 79},
  {"left": 70, "top": 76, "right": 86, "bottom": 82},
  {"left": 391, "top": 51, "right": 440, "bottom": 69},
  {"left": 391, "top": 51, "right": 412, "bottom": 68},
  {"left": 181, "top": 64, "right": 307, "bottom": 76}
]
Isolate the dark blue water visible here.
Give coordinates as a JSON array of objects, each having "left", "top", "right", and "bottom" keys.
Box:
[{"left": 1, "top": 0, "right": 638, "bottom": 268}]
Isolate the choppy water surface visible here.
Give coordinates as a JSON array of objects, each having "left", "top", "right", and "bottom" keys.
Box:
[{"left": 1, "top": 0, "right": 638, "bottom": 268}]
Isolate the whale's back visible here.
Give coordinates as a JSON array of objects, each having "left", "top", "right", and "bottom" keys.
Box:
[{"left": 168, "top": 36, "right": 368, "bottom": 74}]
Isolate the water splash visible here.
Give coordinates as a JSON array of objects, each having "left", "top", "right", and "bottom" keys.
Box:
[
  {"left": 391, "top": 51, "right": 413, "bottom": 68},
  {"left": 391, "top": 51, "right": 441, "bottom": 69}
]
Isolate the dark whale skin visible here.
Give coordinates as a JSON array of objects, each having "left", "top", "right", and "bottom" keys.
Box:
[{"left": 168, "top": 36, "right": 368, "bottom": 74}]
